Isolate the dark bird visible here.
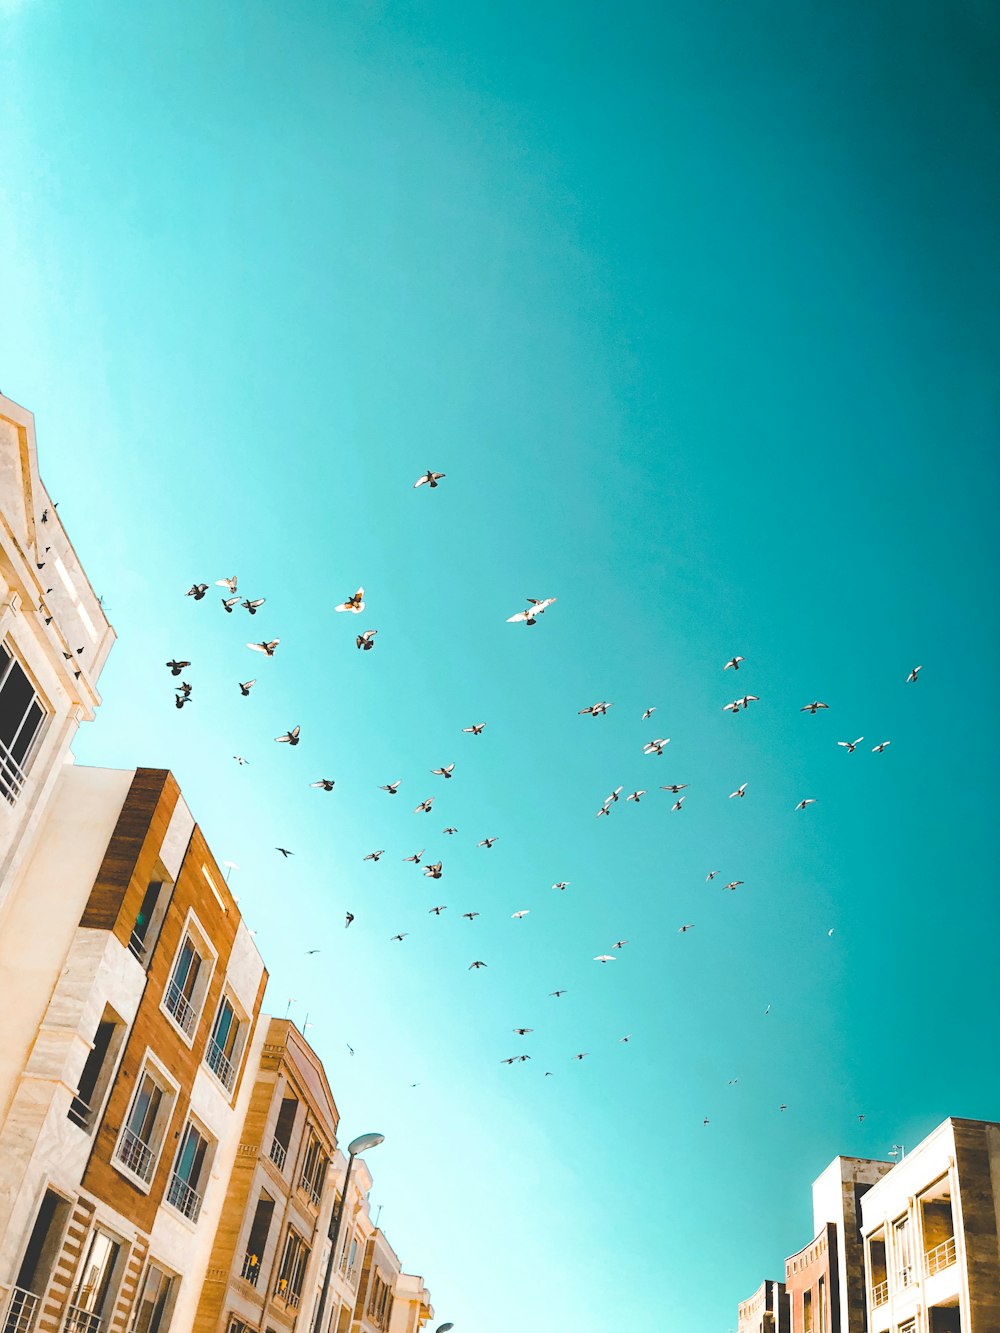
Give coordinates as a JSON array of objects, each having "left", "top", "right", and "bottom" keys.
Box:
[
  {"left": 800, "top": 701, "right": 829, "bottom": 714},
  {"left": 40, "top": 508, "right": 48, "bottom": 523},
  {"left": 239, "top": 679, "right": 256, "bottom": 696},
  {"left": 678, "top": 923, "right": 694, "bottom": 933},
  {"left": 428, "top": 905, "right": 447, "bottom": 915},
  {"left": 166, "top": 659, "right": 190, "bottom": 676},
  {"left": 572, "top": 1052, "right": 588, "bottom": 1061},
  {"left": 233, "top": 755, "right": 250, "bottom": 766},
  {"left": 356, "top": 630, "right": 377, "bottom": 650},
  {"left": 247, "top": 639, "right": 280, "bottom": 656},
  {"left": 242, "top": 598, "right": 266, "bottom": 615},
  {"left": 276, "top": 847, "right": 294, "bottom": 857},
  {"left": 431, "top": 763, "right": 455, "bottom": 779},
  {"left": 380, "top": 781, "right": 401, "bottom": 795},
  {"left": 345, "top": 912, "right": 354, "bottom": 928},
  {"left": 311, "top": 778, "right": 336, "bottom": 791},
  {"left": 477, "top": 837, "right": 498, "bottom": 849},
  {"left": 661, "top": 784, "right": 688, "bottom": 794},
  {"left": 363, "top": 850, "right": 384, "bottom": 862},
  {"left": 275, "top": 726, "right": 301, "bottom": 746},
  {"left": 177, "top": 681, "right": 192, "bottom": 698},
  {"left": 468, "top": 960, "right": 487, "bottom": 970},
  {"left": 442, "top": 826, "right": 458, "bottom": 836},
  {"left": 402, "top": 850, "right": 424, "bottom": 864},
  {"left": 390, "top": 933, "right": 408, "bottom": 942},
  {"left": 424, "top": 862, "right": 443, "bottom": 879},
  {"left": 186, "top": 584, "right": 209, "bottom": 600},
  {"left": 174, "top": 694, "right": 190, "bottom": 710},
  {"left": 514, "top": 1028, "right": 533, "bottom": 1036},
  {"left": 549, "top": 990, "right": 567, "bottom": 998},
  {"left": 221, "top": 596, "right": 240, "bottom": 613},
  {"left": 462, "top": 912, "right": 479, "bottom": 921}
]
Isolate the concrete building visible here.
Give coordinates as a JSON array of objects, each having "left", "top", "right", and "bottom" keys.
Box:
[
  {"left": 0, "top": 766, "right": 267, "bottom": 1333},
  {"left": 738, "top": 1279, "right": 790, "bottom": 1333},
  {"left": 0, "top": 392, "right": 114, "bottom": 917},
  {"left": 859, "top": 1118, "right": 1000, "bottom": 1333}
]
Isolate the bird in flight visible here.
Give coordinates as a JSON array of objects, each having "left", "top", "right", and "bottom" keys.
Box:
[
  {"left": 390, "top": 933, "right": 408, "bottom": 942},
  {"left": 604, "top": 786, "right": 623, "bottom": 806},
  {"left": 511, "top": 909, "right": 530, "bottom": 920},
  {"left": 241, "top": 598, "right": 265, "bottom": 615},
  {"left": 572, "top": 1052, "right": 589, "bottom": 1061},
  {"left": 239, "top": 679, "right": 256, "bottom": 696},
  {"left": 549, "top": 990, "right": 567, "bottom": 998},
  {"left": 311, "top": 778, "right": 336, "bottom": 791},
  {"left": 478, "top": 837, "right": 498, "bottom": 849},
  {"left": 276, "top": 847, "right": 294, "bottom": 858},
  {"left": 872, "top": 740, "right": 891, "bottom": 752},
  {"left": 729, "top": 783, "right": 748, "bottom": 799},
  {"left": 402, "top": 850, "right": 424, "bottom": 864},
  {"left": 800, "top": 701, "right": 829, "bottom": 714},
  {"left": 594, "top": 954, "right": 616, "bottom": 963},
  {"left": 468, "top": 960, "right": 487, "bottom": 970},
  {"left": 643, "top": 738, "right": 670, "bottom": 755},
  {"left": 216, "top": 575, "right": 238, "bottom": 593},
  {"left": 724, "top": 656, "right": 745, "bottom": 671},
  {"left": 619, "top": 1034, "right": 632, "bottom": 1043},
  {"left": 626, "top": 790, "right": 646, "bottom": 802},
  {"left": 779, "top": 1104, "right": 788, "bottom": 1112},
  {"left": 335, "top": 587, "right": 365, "bottom": 614},
  {"left": 906, "top": 665, "right": 922, "bottom": 683},
  {"left": 345, "top": 912, "right": 355, "bottom": 928},
  {"left": 221, "top": 596, "right": 240, "bottom": 613},
  {"left": 671, "top": 796, "right": 686, "bottom": 812},
  {"left": 380, "top": 781, "right": 401, "bottom": 794},
  {"left": 795, "top": 798, "right": 817, "bottom": 811},
  {"left": 414, "top": 470, "right": 446, "bottom": 488},
  {"left": 356, "top": 630, "right": 377, "bottom": 651},
  {"left": 442, "top": 826, "right": 458, "bottom": 835},
  {"left": 233, "top": 755, "right": 250, "bottom": 766},
  {"left": 612, "top": 939, "right": 628, "bottom": 949},
  {"left": 678, "top": 923, "right": 694, "bottom": 933},
  {"left": 552, "top": 881, "right": 570, "bottom": 891},
  {"left": 186, "top": 583, "right": 209, "bottom": 600},
  {"left": 706, "top": 870, "right": 720, "bottom": 882},
  {"left": 166, "top": 659, "right": 190, "bottom": 676},
  {"left": 363, "top": 850, "right": 384, "bottom": 862},
  {"left": 428, "top": 905, "right": 446, "bottom": 916},
  {"left": 579, "top": 701, "right": 612, "bottom": 717},
  {"left": 463, "top": 722, "right": 486, "bottom": 735},
  {"left": 247, "top": 639, "right": 280, "bottom": 656},
  {"left": 661, "top": 783, "right": 688, "bottom": 794},
  {"left": 724, "top": 881, "right": 744, "bottom": 892},
  {"left": 431, "top": 763, "right": 455, "bottom": 779},
  {"left": 514, "top": 1027, "right": 533, "bottom": 1036},
  {"left": 414, "top": 797, "right": 434, "bottom": 814},
  {"left": 174, "top": 693, "right": 190, "bottom": 710},
  {"left": 275, "top": 726, "right": 301, "bottom": 746},
  {"left": 462, "top": 912, "right": 479, "bottom": 921},
  {"left": 642, "top": 707, "right": 656, "bottom": 720},
  {"left": 424, "top": 861, "right": 443, "bottom": 879},
  {"left": 596, "top": 803, "right": 612, "bottom": 819},
  {"left": 837, "top": 737, "right": 863, "bottom": 753},
  {"left": 507, "top": 597, "right": 556, "bottom": 625}
]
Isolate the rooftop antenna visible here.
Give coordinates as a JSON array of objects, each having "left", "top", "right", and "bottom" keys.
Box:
[
  {"left": 223, "top": 860, "right": 240, "bottom": 884},
  {"left": 285, "top": 997, "right": 296, "bottom": 1018},
  {"left": 889, "top": 1143, "right": 905, "bottom": 1161},
  {"left": 374, "top": 1204, "right": 383, "bottom": 1228}
]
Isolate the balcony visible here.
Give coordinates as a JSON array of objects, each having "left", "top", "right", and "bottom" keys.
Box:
[
  {"left": 0, "top": 738, "right": 28, "bottom": 806},
  {"left": 240, "top": 1254, "right": 261, "bottom": 1288},
  {"left": 871, "top": 1280, "right": 888, "bottom": 1308},
  {"left": 166, "top": 1172, "right": 203, "bottom": 1222},
  {"left": 926, "top": 1235, "right": 957, "bottom": 1277},
  {"left": 274, "top": 1279, "right": 301, "bottom": 1310},
  {"left": 163, "top": 980, "right": 197, "bottom": 1036},
  {"left": 299, "top": 1172, "right": 322, "bottom": 1209},
  {"left": 205, "top": 1039, "right": 236, "bottom": 1093},
  {"left": 268, "top": 1137, "right": 287, "bottom": 1171},
  {"left": 2, "top": 1287, "right": 40, "bottom": 1333},
  {"left": 63, "top": 1307, "right": 102, "bottom": 1333},
  {"left": 898, "top": 1264, "right": 914, "bottom": 1289},
  {"left": 114, "top": 1127, "right": 155, "bottom": 1183}
]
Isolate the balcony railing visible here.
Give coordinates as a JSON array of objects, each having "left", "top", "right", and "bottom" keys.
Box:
[
  {"left": 268, "top": 1137, "right": 287, "bottom": 1171},
  {"left": 871, "top": 1280, "right": 888, "bottom": 1308},
  {"left": 3, "top": 1287, "right": 40, "bottom": 1333},
  {"left": 166, "top": 1171, "right": 203, "bottom": 1222},
  {"left": 205, "top": 1039, "right": 236, "bottom": 1092},
  {"left": 274, "top": 1279, "right": 301, "bottom": 1310},
  {"left": 0, "top": 738, "right": 28, "bottom": 806},
  {"left": 898, "top": 1264, "right": 914, "bottom": 1288},
  {"left": 63, "top": 1306, "right": 102, "bottom": 1333},
  {"left": 240, "top": 1254, "right": 261, "bottom": 1287},
  {"left": 925, "top": 1235, "right": 957, "bottom": 1276},
  {"left": 163, "top": 979, "right": 197, "bottom": 1036},
  {"left": 127, "top": 930, "right": 148, "bottom": 962},
  {"left": 115, "top": 1126, "right": 155, "bottom": 1182},
  {"left": 299, "top": 1172, "right": 322, "bottom": 1208}
]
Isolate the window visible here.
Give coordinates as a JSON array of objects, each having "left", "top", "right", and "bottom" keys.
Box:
[
  {"left": 241, "top": 1192, "right": 275, "bottom": 1288},
  {"left": 205, "top": 994, "right": 243, "bottom": 1093},
  {"left": 8, "top": 1189, "right": 72, "bottom": 1328},
  {"left": 339, "top": 1233, "right": 358, "bottom": 1284},
  {"left": 69, "top": 1009, "right": 125, "bottom": 1130},
  {"left": 802, "top": 1288, "right": 813, "bottom": 1333},
  {"left": 166, "top": 1121, "right": 212, "bottom": 1223},
  {"left": 274, "top": 1229, "right": 309, "bottom": 1309},
  {"left": 114, "top": 1062, "right": 176, "bottom": 1186},
  {"left": 0, "top": 643, "right": 46, "bottom": 803},
  {"left": 299, "top": 1130, "right": 328, "bottom": 1209},
  {"left": 366, "top": 1273, "right": 393, "bottom": 1331},
  {"left": 894, "top": 1215, "right": 913, "bottom": 1287},
  {"left": 163, "top": 935, "right": 203, "bottom": 1037},
  {"left": 269, "top": 1095, "right": 298, "bottom": 1173},
  {"left": 130, "top": 1263, "right": 174, "bottom": 1333},
  {"left": 129, "top": 880, "right": 171, "bottom": 966},
  {"left": 65, "top": 1229, "right": 122, "bottom": 1332}
]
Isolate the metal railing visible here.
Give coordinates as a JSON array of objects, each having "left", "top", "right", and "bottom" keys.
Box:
[
  {"left": 898, "top": 1264, "right": 914, "bottom": 1288},
  {"left": 63, "top": 1306, "right": 102, "bottom": 1333},
  {"left": 273, "top": 1278, "right": 301, "bottom": 1309},
  {"left": 0, "top": 739, "right": 28, "bottom": 807},
  {"left": 166, "top": 1171, "right": 203, "bottom": 1222},
  {"left": 127, "top": 930, "right": 148, "bottom": 962},
  {"left": 115, "top": 1126, "right": 155, "bottom": 1182},
  {"left": 163, "top": 979, "right": 197, "bottom": 1036},
  {"left": 240, "top": 1254, "right": 261, "bottom": 1287},
  {"left": 3, "top": 1287, "right": 40, "bottom": 1333},
  {"left": 205, "top": 1039, "right": 236, "bottom": 1092},
  {"left": 299, "top": 1171, "right": 322, "bottom": 1208},
  {"left": 870, "top": 1279, "right": 888, "bottom": 1308},
  {"left": 925, "top": 1235, "right": 957, "bottom": 1276},
  {"left": 268, "top": 1137, "right": 287, "bottom": 1171}
]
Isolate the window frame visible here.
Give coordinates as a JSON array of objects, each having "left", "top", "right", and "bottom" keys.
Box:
[
  {"left": 160, "top": 910, "right": 217, "bottom": 1046},
  {"left": 111, "top": 1052, "right": 179, "bottom": 1192},
  {"left": 203, "top": 987, "right": 248, "bottom": 1097},
  {"left": 0, "top": 641, "right": 49, "bottom": 804},
  {"left": 164, "top": 1114, "right": 215, "bottom": 1225}
]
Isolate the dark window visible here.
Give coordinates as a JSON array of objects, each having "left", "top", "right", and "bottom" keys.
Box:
[
  {"left": 69, "top": 1017, "right": 118, "bottom": 1128},
  {"left": 0, "top": 644, "right": 46, "bottom": 802}
]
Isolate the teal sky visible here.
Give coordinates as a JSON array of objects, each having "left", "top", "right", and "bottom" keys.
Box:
[{"left": 2, "top": 2, "right": 999, "bottom": 1329}]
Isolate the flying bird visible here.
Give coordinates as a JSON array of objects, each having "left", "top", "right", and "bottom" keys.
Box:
[
  {"left": 174, "top": 694, "right": 190, "bottom": 710},
  {"left": 216, "top": 576, "right": 238, "bottom": 593},
  {"left": 507, "top": 597, "right": 556, "bottom": 625},
  {"left": 572, "top": 1052, "right": 589, "bottom": 1061},
  {"left": 703, "top": 1117, "right": 710, "bottom": 1126},
  {"left": 468, "top": 960, "right": 487, "bottom": 969},
  {"left": 511, "top": 909, "right": 530, "bottom": 919},
  {"left": 462, "top": 723, "right": 486, "bottom": 735},
  {"left": 363, "top": 850, "right": 384, "bottom": 862},
  {"left": 619, "top": 1034, "right": 632, "bottom": 1043},
  {"left": 186, "top": 584, "right": 209, "bottom": 600},
  {"left": 431, "top": 763, "right": 455, "bottom": 778},
  {"left": 678, "top": 924, "right": 694, "bottom": 933},
  {"left": 247, "top": 639, "right": 280, "bottom": 656},
  {"left": 661, "top": 784, "right": 688, "bottom": 794},
  {"left": 549, "top": 990, "right": 566, "bottom": 998},
  {"left": 779, "top": 1104, "right": 788, "bottom": 1112},
  {"left": 356, "top": 630, "right": 377, "bottom": 651},
  {"left": 593, "top": 954, "right": 616, "bottom": 963},
  {"left": 413, "top": 470, "right": 446, "bottom": 488},
  {"left": 275, "top": 726, "right": 301, "bottom": 746},
  {"left": 800, "top": 701, "right": 829, "bottom": 714},
  {"left": 724, "top": 881, "right": 744, "bottom": 892},
  {"left": 311, "top": 779, "right": 336, "bottom": 791},
  {"left": 428, "top": 905, "right": 447, "bottom": 916},
  {"left": 596, "top": 804, "right": 612, "bottom": 819},
  {"left": 626, "top": 790, "right": 646, "bottom": 802},
  {"left": 795, "top": 798, "right": 817, "bottom": 810},
  {"left": 414, "top": 797, "right": 434, "bottom": 814},
  {"left": 611, "top": 939, "right": 628, "bottom": 949},
  {"left": 724, "top": 656, "right": 745, "bottom": 670},
  {"left": 706, "top": 870, "right": 720, "bottom": 881},
  {"left": 729, "top": 783, "right": 748, "bottom": 799},
  {"left": 380, "top": 781, "right": 401, "bottom": 794},
  {"left": 390, "top": 933, "right": 408, "bottom": 942},
  {"left": 166, "top": 659, "right": 190, "bottom": 676},
  {"left": 241, "top": 598, "right": 265, "bottom": 614},
  {"left": 344, "top": 912, "right": 354, "bottom": 928},
  {"left": 461, "top": 912, "right": 479, "bottom": 921},
  {"left": 671, "top": 796, "right": 686, "bottom": 812},
  {"left": 906, "top": 665, "right": 922, "bottom": 683},
  {"left": 514, "top": 1028, "right": 533, "bottom": 1036},
  {"left": 221, "top": 596, "right": 240, "bottom": 613},
  {"left": 239, "top": 679, "right": 256, "bottom": 696},
  {"left": 334, "top": 588, "right": 365, "bottom": 614},
  {"left": 276, "top": 847, "right": 294, "bottom": 857},
  {"left": 872, "top": 740, "right": 891, "bottom": 752},
  {"left": 442, "top": 826, "right": 458, "bottom": 835},
  {"left": 579, "top": 702, "right": 612, "bottom": 717},
  {"left": 402, "top": 850, "right": 424, "bottom": 864},
  {"left": 643, "top": 738, "right": 670, "bottom": 755},
  {"left": 477, "top": 837, "right": 498, "bottom": 849},
  {"left": 424, "top": 861, "right": 443, "bottom": 879},
  {"left": 233, "top": 756, "right": 250, "bottom": 766},
  {"left": 641, "top": 707, "right": 656, "bottom": 720},
  {"left": 837, "top": 737, "right": 863, "bottom": 752},
  {"left": 552, "top": 881, "right": 570, "bottom": 891}
]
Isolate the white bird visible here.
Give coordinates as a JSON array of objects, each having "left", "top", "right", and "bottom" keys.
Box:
[
  {"left": 478, "top": 837, "right": 498, "bottom": 849},
  {"left": 380, "top": 781, "right": 401, "bottom": 794},
  {"left": 414, "top": 470, "right": 446, "bottom": 488},
  {"left": 275, "top": 726, "right": 301, "bottom": 746},
  {"left": 724, "top": 880, "right": 744, "bottom": 892},
  {"left": 643, "top": 738, "right": 670, "bottom": 755},
  {"left": 596, "top": 804, "right": 612, "bottom": 818},
  {"left": 507, "top": 597, "right": 556, "bottom": 625},
  {"left": 414, "top": 797, "right": 434, "bottom": 813},
  {"left": 579, "top": 701, "right": 612, "bottom": 717},
  {"left": 626, "top": 790, "right": 646, "bottom": 802},
  {"left": 356, "top": 630, "right": 377, "bottom": 651},
  {"left": 402, "top": 850, "right": 424, "bottom": 864},
  {"left": 722, "top": 700, "right": 742, "bottom": 714},
  {"left": 431, "top": 763, "right": 455, "bottom": 778},
  {"left": 642, "top": 707, "right": 656, "bottom": 720},
  {"left": 334, "top": 587, "right": 365, "bottom": 614},
  {"left": 906, "top": 665, "right": 922, "bottom": 683},
  {"left": 872, "top": 740, "right": 891, "bottom": 753},
  {"left": 604, "top": 786, "right": 623, "bottom": 805},
  {"left": 216, "top": 576, "right": 238, "bottom": 593},
  {"left": 678, "top": 923, "right": 694, "bottom": 933},
  {"left": 729, "top": 783, "right": 748, "bottom": 799},
  {"left": 594, "top": 954, "right": 616, "bottom": 963},
  {"left": 801, "top": 701, "right": 829, "bottom": 714},
  {"left": 795, "top": 798, "right": 817, "bottom": 811},
  {"left": 837, "top": 737, "right": 864, "bottom": 753},
  {"left": 723, "top": 656, "right": 744, "bottom": 670},
  {"left": 552, "top": 881, "right": 570, "bottom": 891},
  {"left": 241, "top": 598, "right": 266, "bottom": 614},
  {"left": 511, "top": 909, "right": 530, "bottom": 919},
  {"left": 827, "top": 928, "right": 835, "bottom": 937},
  {"left": 671, "top": 796, "right": 686, "bottom": 812},
  {"left": 463, "top": 723, "right": 486, "bottom": 734},
  {"left": 247, "top": 639, "right": 280, "bottom": 656},
  {"left": 706, "top": 870, "right": 720, "bottom": 882},
  {"left": 221, "top": 596, "right": 240, "bottom": 612}
]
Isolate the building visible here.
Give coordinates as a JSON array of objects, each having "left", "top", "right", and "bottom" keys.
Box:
[
  {"left": 0, "top": 766, "right": 267, "bottom": 1333},
  {"left": 738, "top": 1279, "right": 790, "bottom": 1333},
  {"left": 0, "top": 392, "right": 114, "bottom": 916},
  {"left": 859, "top": 1118, "right": 1000, "bottom": 1333}
]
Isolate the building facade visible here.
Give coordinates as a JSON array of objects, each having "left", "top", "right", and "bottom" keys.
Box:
[
  {"left": 0, "top": 766, "right": 267, "bottom": 1333},
  {"left": 738, "top": 1279, "right": 791, "bottom": 1333}
]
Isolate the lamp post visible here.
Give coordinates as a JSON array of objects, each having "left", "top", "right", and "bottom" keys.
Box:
[
  {"left": 436, "top": 1324, "right": 455, "bottom": 1331},
  {"left": 312, "top": 1132, "right": 384, "bottom": 1333}
]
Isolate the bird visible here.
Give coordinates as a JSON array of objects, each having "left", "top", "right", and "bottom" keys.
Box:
[
  {"left": 413, "top": 470, "right": 446, "bottom": 488},
  {"left": 276, "top": 847, "right": 294, "bottom": 857},
  {"left": 431, "top": 763, "right": 455, "bottom": 779},
  {"left": 216, "top": 575, "right": 238, "bottom": 593},
  {"left": 345, "top": 912, "right": 354, "bottom": 928},
  {"left": 549, "top": 990, "right": 567, "bottom": 998},
  {"left": 779, "top": 1104, "right": 788, "bottom": 1112},
  {"left": 578, "top": 702, "right": 612, "bottom": 717},
  {"left": 872, "top": 740, "right": 891, "bottom": 753},
  {"left": 764, "top": 1005, "right": 771, "bottom": 1015},
  {"left": 678, "top": 924, "right": 694, "bottom": 933},
  {"left": 233, "top": 755, "right": 250, "bottom": 766},
  {"left": 837, "top": 737, "right": 863, "bottom": 752},
  {"left": 239, "top": 679, "right": 256, "bottom": 696},
  {"left": 906, "top": 665, "right": 922, "bottom": 683},
  {"left": 414, "top": 797, "right": 434, "bottom": 814},
  {"left": 800, "top": 701, "right": 829, "bottom": 714},
  {"left": 572, "top": 1053, "right": 588, "bottom": 1061},
  {"left": 186, "top": 584, "right": 209, "bottom": 600},
  {"left": 402, "top": 850, "right": 424, "bottom": 864},
  {"left": 661, "top": 784, "right": 688, "bottom": 794},
  {"left": 626, "top": 790, "right": 646, "bottom": 802},
  {"left": 424, "top": 862, "right": 443, "bottom": 879},
  {"left": 727, "top": 1079, "right": 738, "bottom": 1085},
  {"left": 507, "top": 597, "right": 556, "bottom": 625},
  {"left": 305, "top": 949, "right": 321, "bottom": 955},
  {"left": 346, "top": 1044, "right": 354, "bottom": 1056},
  {"left": 428, "top": 905, "right": 447, "bottom": 916},
  {"left": 706, "top": 870, "right": 720, "bottom": 881},
  {"left": 511, "top": 909, "right": 529, "bottom": 920},
  {"left": 611, "top": 939, "right": 628, "bottom": 949},
  {"left": 619, "top": 1034, "right": 632, "bottom": 1043},
  {"left": 858, "top": 1114, "right": 865, "bottom": 1122},
  {"left": 166, "top": 659, "right": 190, "bottom": 676},
  {"left": 334, "top": 588, "right": 365, "bottom": 614},
  {"left": 703, "top": 1117, "right": 710, "bottom": 1126},
  {"left": 380, "top": 781, "right": 401, "bottom": 794},
  {"left": 724, "top": 881, "right": 744, "bottom": 892},
  {"left": 468, "top": 960, "right": 487, "bottom": 970},
  {"left": 724, "top": 656, "right": 745, "bottom": 671},
  {"left": 477, "top": 837, "right": 498, "bottom": 849},
  {"left": 594, "top": 954, "right": 616, "bottom": 963},
  {"left": 500, "top": 1057, "right": 517, "bottom": 1065},
  {"left": 390, "top": 933, "right": 408, "bottom": 942},
  {"left": 596, "top": 804, "right": 612, "bottom": 819},
  {"left": 363, "top": 850, "right": 384, "bottom": 862},
  {"left": 722, "top": 700, "right": 742, "bottom": 714},
  {"left": 442, "top": 826, "right": 458, "bottom": 835},
  {"left": 462, "top": 723, "right": 486, "bottom": 735},
  {"left": 356, "top": 630, "right": 377, "bottom": 650},
  {"left": 514, "top": 1028, "right": 533, "bottom": 1036},
  {"left": 827, "top": 928, "right": 835, "bottom": 937},
  {"left": 275, "top": 726, "right": 301, "bottom": 746},
  {"left": 729, "top": 783, "right": 748, "bottom": 799},
  {"left": 671, "top": 796, "right": 686, "bottom": 812},
  {"left": 174, "top": 694, "right": 190, "bottom": 709},
  {"left": 641, "top": 707, "right": 656, "bottom": 720},
  {"left": 221, "top": 596, "right": 241, "bottom": 613},
  {"left": 643, "top": 738, "right": 670, "bottom": 755},
  {"left": 311, "top": 779, "right": 336, "bottom": 791},
  {"left": 462, "top": 912, "right": 479, "bottom": 921},
  {"left": 795, "top": 798, "right": 817, "bottom": 811},
  {"left": 552, "top": 881, "right": 570, "bottom": 891},
  {"left": 247, "top": 639, "right": 280, "bottom": 656},
  {"left": 241, "top": 598, "right": 266, "bottom": 614}
]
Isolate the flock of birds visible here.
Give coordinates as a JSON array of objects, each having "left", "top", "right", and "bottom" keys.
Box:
[{"left": 164, "top": 468, "right": 925, "bottom": 1110}]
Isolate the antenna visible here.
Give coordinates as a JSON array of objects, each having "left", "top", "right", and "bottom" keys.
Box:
[
  {"left": 888, "top": 1143, "right": 905, "bottom": 1161},
  {"left": 285, "top": 997, "right": 296, "bottom": 1018}
]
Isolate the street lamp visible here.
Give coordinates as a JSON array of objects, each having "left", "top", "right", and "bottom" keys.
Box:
[
  {"left": 436, "top": 1324, "right": 455, "bottom": 1331},
  {"left": 312, "top": 1132, "right": 384, "bottom": 1333}
]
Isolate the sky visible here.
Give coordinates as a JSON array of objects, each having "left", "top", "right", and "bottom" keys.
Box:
[{"left": 2, "top": 1, "right": 999, "bottom": 1329}]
